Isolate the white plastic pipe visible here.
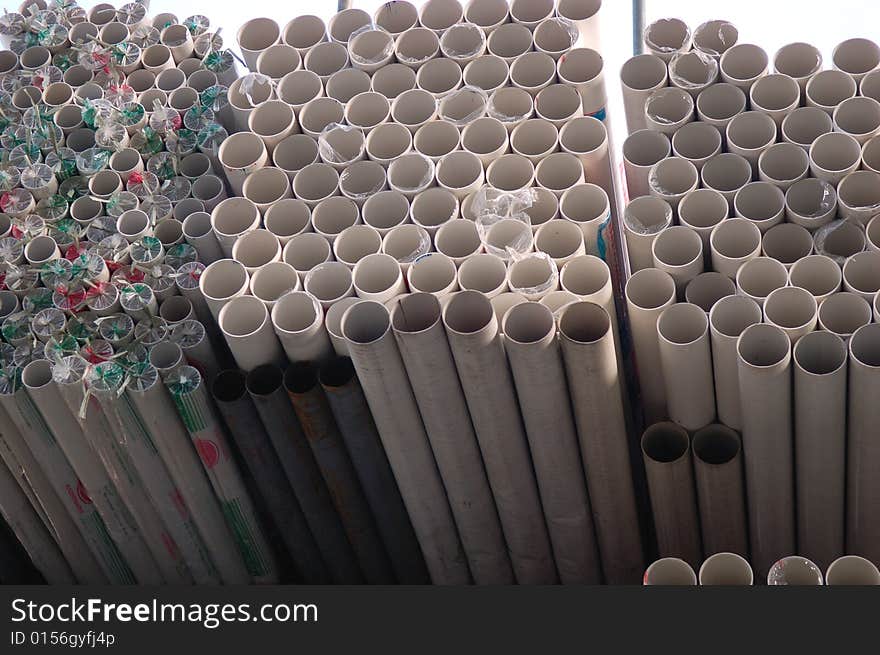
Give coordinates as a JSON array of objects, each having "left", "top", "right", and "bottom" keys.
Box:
[
  {"left": 643, "top": 558, "right": 696, "bottom": 586},
  {"left": 559, "top": 183, "right": 609, "bottom": 256},
  {"left": 333, "top": 225, "right": 383, "bottom": 270},
  {"left": 838, "top": 171, "right": 880, "bottom": 225},
  {"left": 641, "top": 421, "right": 702, "bottom": 568},
  {"left": 793, "top": 330, "right": 847, "bottom": 571},
  {"left": 764, "top": 286, "right": 819, "bottom": 343},
  {"left": 643, "top": 17, "right": 691, "bottom": 62},
  {"left": 814, "top": 219, "right": 867, "bottom": 263},
  {"left": 250, "top": 262, "right": 301, "bottom": 308},
  {"left": 443, "top": 291, "right": 557, "bottom": 584},
  {"left": 535, "top": 220, "right": 586, "bottom": 268},
  {"left": 623, "top": 196, "right": 673, "bottom": 273},
  {"left": 231, "top": 229, "right": 282, "bottom": 274},
  {"left": 789, "top": 254, "right": 843, "bottom": 306},
  {"left": 758, "top": 142, "right": 809, "bottom": 191},
  {"left": 644, "top": 87, "right": 694, "bottom": 136},
  {"left": 237, "top": 17, "right": 280, "bottom": 71},
  {"left": 843, "top": 250, "right": 880, "bottom": 303},
  {"left": 271, "top": 290, "right": 333, "bottom": 364},
  {"left": 726, "top": 111, "right": 777, "bottom": 175},
  {"left": 382, "top": 224, "right": 431, "bottom": 271},
  {"left": 353, "top": 253, "right": 406, "bottom": 303},
  {"left": 199, "top": 258, "right": 250, "bottom": 322},
  {"left": 283, "top": 232, "right": 333, "bottom": 282},
  {"left": 809, "top": 132, "right": 861, "bottom": 185},
  {"left": 556, "top": 47, "right": 607, "bottom": 120},
  {"left": 737, "top": 323, "right": 796, "bottom": 579},
  {"left": 698, "top": 552, "right": 753, "bottom": 586},
  {"left": 312, "top": 197, "right": 360, "bottom": 244},
  {"left": 511, "top": 118, "right": 559, "bottom": 164},
  {"left": 825, "top": 555, "right": 880, "bottom": 586},
  {"left": 767, "top": 556, "right": 824, "bottom": 586},
  {"left": 210, "top": 197, "right": 260, "bottom": 257},
  {"left": 341, "top": 300, "right": 469, "bottom": 585},
  {"left": 622, "top": 130, "right": 671, "bottom": 200},
  {"left": 781, "top": 106, "right": 833, "bottom": 151},
  {"left": 761, "top": 223, "right": 814, "bottom": 269},
  {"left": 784, "top": 178, "right": 837, "bottom": 231},
  {"left": 435, "top": 219, "right": 482, "bottom": 265},
  {"left": 669, "top": 50, "right": 719, "bottom": 98},
  {"left": 773, "top": 41, "right": 822, "bottom": 94},
  {"left": 625, "top": 268, "right": 677, "bottom": 424},
  {"left": 691, "top": 425, "right": 750, "bottom": 559},
  {"left": 486, "top": 23, "right": 532, "bottom": 64},
  {"left": 750, "top": 73, "right": 800, "bottom": 127},
  {"left": 657, "top": 303, "right": 717, "bottom": 430},
  {"left": 672, "top": 122, "right": 722, "bottom": 171},
  {"left": 264, "top": 198, "right": 311, "bottom": 246},
  {"left": 719, "top": 43, "right": 768, "bottom": 91},
  {"left": 463, "top": 55, "right": 510, "bottom": 94},
  {"left": 558, "top": 301, "right": 644, "bottom": 584},
  {"left": 218, "top": 132, "right": 268, "bottom": 197},
  {"left": 736, "top": 256, "right": 789, "bottom": 308},
  {"left": 407, "top": 253, "right": 459, "bottom": 296},
  {"left": 648, "top": 157, "right": 699, "bottom": 214},
  {"left": 734, "top": 181, "right": 785, "bottom": 234},
  {"left": 832, "top": 37, "right": 880, "bottom": 82},
  {"left": 305, "top": 261, "right": 355, "bottom": 310},
  {"left": 700, "top": 152, "right": 752, "bottom": 211},
  {"left": 652, "top": 225, "right": 704, "bottom": 297},
  {"left": 695, "top": 83, "right": 747, "bottom": 132},
  {"left": 678, "top": 188, "right": 729, "bottom": 255}
]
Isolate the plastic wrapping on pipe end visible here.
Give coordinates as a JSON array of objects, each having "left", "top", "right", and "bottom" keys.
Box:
[
  {"left": 624, "top": 200, "right": 673, "bottom": 235},
  {"left": 133, "top": 316, "right": 170, "bottom": 349},
  {"left": 439, "top": 84, "right": 489, "bottom": 127},
  {"left": 318, "top": 122, "right": 366, "bottom": 166},
  {"left": 174, "top": 261, "right": 205, "bottom": 292},
  {"left": 813, "top": 219, "right": 859, "bottom": 266},
  {"left": 391, "top": 153, "right": 436, "bottom": 195},
  {"left": 50, "top": 354, "right": 89, "bottom": 386},
  {"left": 0, "top": 364, "right": 23, "bottom": 396},
  {"left": 693, "top": 20, "right": 737, "bottom": 58},
  {"left": 170, "top": 319, "right": 206, "bottom": 349},
  {"left": 644, "top": 19, "right": 692, "bottom": 55},
  {"left": 487, "top": 91, "right": 532, "bottom": 125},
  {"left": 440, "top": 23, "right": 487, "bottom": 60},
  {"left": 669, "top": 50, "right": 719, "bottom": 89},
  {"left": 165, "top": 363, "right": 202, "bottom": 397},
  {"left": 124, "top": 361, "right": 160, "bottom": 393},
  {"left": 348, "top": 24, "right": 394, "bottom": 67},
  {"left": 471, "top": 184, "right": 537, "bottom": 258},
  {"left": 239, "top": 72, "right": 274, "bottom": 109},
  {"left": 645, "top": 89, "right": 691, "bottom": 126},
  {"left": 507, "top": 251, "right": 559, "bottom": 297},
  {"left": 83, "top": 360, "right": 125, "bottom": 395}
]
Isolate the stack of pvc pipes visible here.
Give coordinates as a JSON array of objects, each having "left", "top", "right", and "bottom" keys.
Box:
[
  {"left": 0, "top": 1, "right": 295, "bottom": 585},
  {"left": 621, "top": 17, "right": 880, "bottom": 580},
  {"left": 200, "top": 0, "right": 657, "bottom": 585}
]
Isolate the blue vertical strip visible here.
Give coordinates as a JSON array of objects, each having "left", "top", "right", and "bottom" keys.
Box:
[{"left": 633, "top": 0, "right": 645, "bottom": 55}]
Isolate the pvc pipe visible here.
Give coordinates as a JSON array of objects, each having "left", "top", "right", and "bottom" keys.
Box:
[
  {"left": 734, "top": 181, "right": 785, "bottom": 234},
  {"left": 261, "top": 199, "right": 311, "bottom": 246},
  {"left": 116, "top": 210, "right": 151, "bottom": 243},
  {"left": 459, "top": 117, "right": 508, "bottom": 167},
  {"left": 558, "top": 301, "right": 644, "bottom": 583},
  {"left": 809, "top": 132, "right": 861, "bottom": 184},
  {"left": 737, "top": 323, "right": 796, "bottom": 578},
  {"left": 182, "top": 212, "right": 224, "bottom": 265},
  {"left": 342, "top": 301, "right": 469, "bottom": 584},
  {"left": 340, "top": 161, "right": 388, "bottom": 208},
  {"left": 436, "top": 151, "right": 484, "bottom": 201},
  {"left": 282, "top": 14, "right": 326, "bottom": 54},
  {"left": 210, "top": 198, "right": 260, "bottom": 258},
  {"left": 557, "top": 116, "right": 615, "bottom": 222},
  {"left": 657, "top": 303, "right": 716, "bottom": 430},
  {"left": 217, "top": 132, "right": 268, "bottom": 197},
  {"left": 826, "top": 556, "right": 880, "bottom": 585},
  {"left": 298, "top": 97, "right": 345, "bottom": 140},
  {"left": 672, "top": 122, "right": 722, "bottom": 172},
  {"left": 838, "top": 171, "right": 880, "bottom": 225},
  {"left": 361, "top": 191, "right": 410, "bottom": 236},
  {"left": 773, "top": 42, "right": 822, "bottom": 94},
  {"left": 435, "top": 219, "right": 482, "bottom": 264},
  {"left": 556, "top": 48, "right": 606, "bottom": 122},
  {"left": 781, "top": 106, "right": 833, "bottom": 151},
  {"left": 805, "top": 70, "right": 856, "bottom": 119},
  {"left": 695, "top": 83, "right": 747, "bottom": 132},
  {"left": 622, "top": 130, "right": 671, "bottom": 201},
  {"left": 861, "top": 134, "right": 880, "bottom": 177},
  {"left": 305, "top": 261, "right": 355, "bottom": 310},
  {"left": 372, "top": 63, "right": 418, "bottom": 99},
  {"left": 832, "top": 37, "right": 880, "bottom": 82},
  {"left": 784, "top": 178, "right": 837, "bottom": 231},
  {"left": 364, "top": 122, "right": 413, "bottom": 167},
  {"left": 768, "top": 556, "right": 824, "bottom": 586},
  {"left": 510, "top": 51, "right": 557, "bottom": 97},
  {"left": 387, "top": 294, "right": 512, "bottom": 584},
  {"left": 787, "top": 255, "right": 842, "bottom": 307},
  {"left": 641, "top": 422, "right": 702, "bottom": 567},
  {"left": 867, "top": 214, "right": 880, "bottom": 251},
  {"left": 511, "top": 118, "right": 558, "bottom": 164},
  {"left": 648, "top": 157, "right": 699, "bottom": 214},
  {"left": 159, "top": 296, "right": 195, "bottom": 325},
  {"left": 345, "top": 92, "right": 391, "bottom": 133},
  {"left": 198, "top": 259, "right": 250, "bottom": 322},
  {"left": 814, "top": 220, "right": 867, "bottom": 263},
  {"left": 833, "top": 96, "right": 880, "bottom": 145},
  {"left": 691, "top": 425, "right": 749, "bottom": 558},
  {"left": 699, "top": 154, "right": 751, "bottom": 215},
  {"left": 643, "top": 17, "right": 691, "bottom": 62},
  {"left": 523, "top": 187, "right": 560, "bottom": 230},
  {"left": 750, "top": 73, "right": 800, "bottom": 127},
  {"left": 231, "top": 229, "right": 282, "bottom": 274},
  {"left": 325, "top": 68, "right": 370, "bottom": 105},
  {"left": 719, "top": 43, "right": 768, "bottom": 91},
  {"left": 669, "top": 51, "right": 719, "bottom": 98},
  {"left": 843, "top": 250, "right": 880, "bottom": 303},
  {"left": 501, "top": 301, "right": 602, "bottom": 583},
  {"left": 848, "top": 323, "right": 880, "bottom": 563},
  {"left": 736, "top": 257, "right": 789, "bottom": 308},
  {"left": 678, "top": 188, "right": 729, "bottom": 255},
  {"left": 486, "top": 23, "right": 532, "bottom": 64},
  {"left": 284, "top": 364, "right": 394, "bottom": 583},
  {"left": 464, "top": 0, "right": 509, "bottom": 33},
  {"left": 791, "top": 330, "right": 847, "bottom": 571},
  {"left": 334, "top": 225, "right": 383, "bottom": 270},
  {"left": 764, "top": 286, "right": 819, "bottom": 344},
  {"left": 237, "top": 17, "right": 280, "bottom": 71},
  {"left": 506, "top": 254, "right": 559, "bottom": 300},
  {"left": 761, "top": 223, "right": 814, "bottom": 269},
  {"left": 387, "top": 153, "right": 436, "bottom": 199},
  {"left": 122, "top": 369, "right": 251, "bottom": 584},
  {"left": 276, "top": 71, "right": 322, "bottom": 115},
  {"left": 699, "top": 552, "right": 753, "bottom": 585},
  {"left": 190, "top": 176, "right": 227, "bottom": 213},
  {"left": 726, "top": 111, "right": 777, "bottom": 175},
  {"left": 623, "top": 196, "right": 673, "bottom": 272},
  {"left": 535, "top": 152, "right": 584, "bottom": 198},
  {"left": 540, "top": 290, "right": 578, "bottom": 314},
  {"left": 292, "top": 163, "right": 340, "bottom": 209},
  {"left": 209, "top": 371, "right": 326, "bottom": 584},
  {"left": 23, "top": 236, "right": 59, "bottom": 266},
  {"left": 21, "top": 362, "right": 161, "bottom": 584},
  {"left": 311, "top": 197, "right": 360, "bottom": 244},
  {"left": 375, "top": 0, "right": 419, "bottom": 35},
  {"left": 382, "top": 224, "right": 432, "bottom": 271},
  {"left": 652, "top": 225, "right": 704, "bottom": 297},
  {"left": 756, "top": 144, "right": 809, "bottom": 194},
  {"left": 353, "top": 253, "right": 406, "bottom": 303},
  {"left": 267, "top": 290, "right": 332, "bottom": 364},
  {"left": 625, "top": 268, "right": 677, "bottom": 424},
  {"left": 535, "top": 220, "right": 585, "bottom": 268},
  {"left": 407, "top": 252, "right": 459, "bottom": 296},
  {"left": 442, "top": 291, "right": 556, "bottom": 583},
  {"left": 463, "top": 55, "right": 510, "bottom": 94},
  {"left": 644, "top": 87, "right": 694, "bottom": 136},
  {"left": 391, "top": 89, "right": 438, "bottom": 134},
  {"left": 440, "top": 23, "right": 487, "bottom": 66},
  {"left": 643, "top": 558, "right": 696, "bottom": 586},
  {"left": 487, "top": 86, "right": 534, "bottom": 132},
  {"left": 394, "top": 27, "right": 440, "bottom": 70},
  {"left": 303, "top": 41, "right": 350, "bottom": 83}
]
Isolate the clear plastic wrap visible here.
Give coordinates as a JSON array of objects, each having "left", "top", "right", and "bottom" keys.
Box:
[
  {"left": 238, "top": 72, "right": 274, "bottom": 109},
  {"left": 439, "top": 85, "right": 489, "bottom": 126},
  {"left": 439, "top": 23, "right": 487, "bottom": 61},
  {"left": 471, "top": 185, "right": 537, "bottom": 260},
  {"left": 96, "top": 313, "right": 135, "bottom": 345},
  {"left": 669, "top": 50, "right": 719, "bottom": 91},
  {"left": 814, "top": 219, "right": 863, "bottom": 265},
  {"left": 318, "top": 122, "right": 367, "bottom": 167},
  {"left": 31, "top": 307, "right": 66, "bottom": 341},
  {"left": 388, "top": 152, "right": 435, "bottom": 195},
  {"left": 506, "top": 251, "right": 559, "bottom": 298},
  {"left": 348, "top": 24, "right": 394, "bottom": 68}
]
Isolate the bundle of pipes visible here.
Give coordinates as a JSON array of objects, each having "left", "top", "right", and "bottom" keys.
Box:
[
  {"left": 644, "top": 552, "right": 880, "bottom": 586},
  {"left": 622, "top": 18, "right": 880, "bottom": 580},
  {"left": 0, "top": 1, "right": 298, "bottom": 585}
]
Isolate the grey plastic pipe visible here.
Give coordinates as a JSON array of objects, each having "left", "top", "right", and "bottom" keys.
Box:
[
  {"left": 389, "top": 294, "right": 513, "bottom": 585},
  {"left": 502, "top": 301, "right": 602, "bottom": 584},
  {"left": 443, "top": 291, "right": 557, "bottom": 584}
]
